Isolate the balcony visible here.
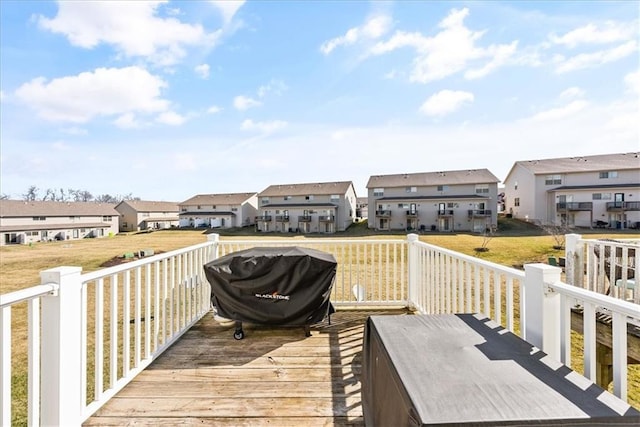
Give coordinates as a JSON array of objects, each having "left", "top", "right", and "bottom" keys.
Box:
[
  {"left": 437, "top": 209, "right": 454, "bottom": 217},
  {"left": 406, "top": 210, "right": 418, "bottom": 218},
  {"left": 467, "top": 209, "right": 492, "bottom": 217},
  {"left": 3, "top": 235, "right": 639, "bottom": 425},
  {"left": 318, "top": 215, "right": 335, "bottom": 222},
  {"left": 607, "top": 201, "right": 640, "bottom": 211},
  {"left": 298, "top": 215, "right": 312, "bottom": 222},
  {"left": 556, "top": 202, "right": 593, "bottom": 211},
  {"left": 255, "top": 215, "right": 272, "bottom": 222},
  {"left": 275, "top": 215, "right": 290, "bottom": 222},
  {"left": 375, "top": 210, "right": 391, "bottom": 217}
]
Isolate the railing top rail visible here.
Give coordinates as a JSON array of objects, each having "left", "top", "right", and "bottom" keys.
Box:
[
  {"left": 0, "top": 282, "right": 58, "bottom": 308},
  {"left": 549, "top": 280, "right": 640, "bottom": 319},
  {"left": 218, "top": 238, "right": 406, "bottom": 245},
  {"left": 577, "top": 238, "right": 640, "bottom": 247},
  {"left": 81, "top": 240, "right": 216, "bottom": 282},
  {"left": 413, "top": 240, "right": 526, "bottom": 278}
]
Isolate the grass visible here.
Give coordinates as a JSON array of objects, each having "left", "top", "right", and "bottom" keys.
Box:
[{"left": 2, "top": 220, "right": 639, "bottom": 424}]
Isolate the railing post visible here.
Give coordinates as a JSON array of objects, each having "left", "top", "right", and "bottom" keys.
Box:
[
  {"left": 524, "top": 263, "right": 562, "bottom": 361},
  {"left": 207, "top": 233, "right": 220, "bottom": 262},
  {"left": 565, "top": 233, "right": 582, "bottom": 288},
  {"left": 407, "top": 234, "right": 419, "bottom": 309},
  {"left": 40, "top": 266, "right": 83, "bottom": 426}
]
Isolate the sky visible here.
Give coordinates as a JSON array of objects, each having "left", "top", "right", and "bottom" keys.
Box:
[{"left": 1, "top": 1, "right": 638, "bottom": 202}]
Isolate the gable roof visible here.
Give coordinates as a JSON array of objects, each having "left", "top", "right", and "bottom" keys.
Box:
[
  {"left": 116, "top": 200, "right": 179, "bottom": 212},
  {"left": 366, "top": 169, "right": 499, "bottom": 188},
  {"left": 179, "top": 192, "right": 256, "bottom": 206},
  {"left": 0, "top": 200, "right": 118, "bottom": 217},
  {"left": 505, "top": 152, "right": 640, "bottom": 181},
  {"left": 258, "top": 181, "right": 354, "bottom": 197}
]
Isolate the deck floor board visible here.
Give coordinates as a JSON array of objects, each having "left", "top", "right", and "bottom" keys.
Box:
[{"left": 84, "top": 309, "right": 408, "bottom": 426}]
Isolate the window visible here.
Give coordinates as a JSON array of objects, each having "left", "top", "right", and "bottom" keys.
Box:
[
  {"left": 284, "top": 195, "right": 292, "bottom": 200},
  {"left": 261, "top": 197, "right": 269, "bottom": 205},
  {"left": 197, "top": 205, "right": 201, "bottom": 209},
  {"left": 142, "top": 212, "right": 149, "bottom": 217},
  {"left": 26, "top": 231, "right": 39, "bottom": 236},
  {"left": 475, "top": 184, "right": 489, "bottom": 194},
  {"left": 599, "top": 171, "right": 618, "bottom": 179},
  {"left": 330, "top": 194, "right": 340, "bottom": 201},
  {"left": 398, "top": 203, "right": 409, "bottom": 209},
  {"left": 592, "top": 193, "right": 611, "bottom": 200},
  {"left": 405, "top": 186, "right": 417, "bottom": 193},
  {"left": 545, "top": 175, "right": 562, "bottom": 185},
  {"left": 32, "top": 216, "right": 45, "bottom": 221},
  {"left": 373, "top": 188, "right": 384, "bottom": 197},
  {"left": 437, "top": 185, "right": 449, "bottom": 192},
  {"left": 514, "top": 198, "right": 520, "bottom": 207},
  {"left": 102, "top": 216, "right": 112, "bottom": 221},
  {"left": 305, "top": 195, "right": 314, "bottom": 201},
  {"left": 231, "top": 207, "right": 238, "bottom": 212},
  {"left": 212, "top": 205, "right": 216, "bottom": 209},
  {"left": 514, "top": 181, "right": 518, "bottom": 190}
]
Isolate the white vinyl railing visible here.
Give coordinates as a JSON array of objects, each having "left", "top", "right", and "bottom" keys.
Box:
[
  {"left": 565, "top": 234, "right": 639, "bottom": 304},
  {"left": 1, "top": 233, "right": 639, "bottom": 425}
]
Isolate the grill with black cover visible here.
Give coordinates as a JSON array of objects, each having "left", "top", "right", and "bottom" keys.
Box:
[{"left": 204, "top": 246, "right": 337, "bottom": 339}]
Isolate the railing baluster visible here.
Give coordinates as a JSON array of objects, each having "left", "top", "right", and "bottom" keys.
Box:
[
  {"left": 612, "top": 311, "right": 628, "bottom": 400},
  {"left": 583, "top": 302, "right": 596, "bottom": 381},
  {"left": 1, "top": 306, "right": 11, "bottom": 427},
  {"left": 27, "top": 298, "right": 40, "bottom": 425},
  {"left": 95, "top": 278, "right": 104, "bottom": 401},
  {"left": 110, "top": 274, "right": 118, "bottom": 389}
]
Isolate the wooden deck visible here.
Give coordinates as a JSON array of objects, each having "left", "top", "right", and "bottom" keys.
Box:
[{"left": 84, "top": 309, "right": 409, "bottom": 426}]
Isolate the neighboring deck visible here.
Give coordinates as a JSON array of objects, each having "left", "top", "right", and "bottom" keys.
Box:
[{"left": 84, "top": 309, "right": 408, "bottom": 426}]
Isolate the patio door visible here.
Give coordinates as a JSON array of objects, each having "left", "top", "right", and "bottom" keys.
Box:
[{"left": 614, "top": 193, "right": 624, "bottom": 208}]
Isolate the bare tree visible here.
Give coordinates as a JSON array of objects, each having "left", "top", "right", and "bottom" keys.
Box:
[
  {"left": 539, "top": 222, "right": 571, "bottom": 249},
  {"left": 22, "top": 186, "right": 39, "bottom": 201},
  {"left": 0, "top": 194, "right": 9, "bottom": 200},
  {"left": 76, "top": 190, "right": 93, "bottom": 202},
  {"left": 95, "top": 194, "right": 118, "bottom": 203},
  {"left": 43, "top": 188, "right": 57, "bottom": 201}
]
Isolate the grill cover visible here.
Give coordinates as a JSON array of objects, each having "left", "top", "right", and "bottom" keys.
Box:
[{"left": 204, "top": 247, "right": 336, "bottom": 326}]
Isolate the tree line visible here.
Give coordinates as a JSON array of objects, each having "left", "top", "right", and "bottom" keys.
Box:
[{"left": 0, "top": 186, "right": 139, "bottom": 204}]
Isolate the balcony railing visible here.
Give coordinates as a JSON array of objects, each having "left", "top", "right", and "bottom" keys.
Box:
[
  {"left": 255, "top": 215, "right": 272, "bottom": 222},
  {"left": 2, "top": 234, "right": 639, "bottom": 425},
  {"left": 318, "top": 215, "right": 335, "bottom": 222},
  {"left": 437, "top": 209, "right": 454, "bottom": 216},
  {"left": 607, "top": 201, "right": 640, "bottom": 211},
  {"left": 275, "top": 215, "right": 290, "bottom": 222},
  {"left": 375, "top": 210, "right": 391, "bottom": 217},
  {"left": 298, "top": 215, "right": 312, "bottom": 222},
  {"left": 406, "top": 210, "right": 418, "bottom": 218},
  {"left": 557, "top": 202, "right": 593, "bottom": 211},
  {"left": 467, "top": 209, "right": 492, "bottom": 217}
]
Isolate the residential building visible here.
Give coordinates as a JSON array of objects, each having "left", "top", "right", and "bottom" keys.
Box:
[
  {"left": 503, "top": 152, "right": 640, "bottom": 229},
  {"left": 178, "top": 193, "right": 258, "bottom": 229},
  {"left": 256, "top": 181, "right": 357, "bottom": 233},
  {"left": 114, "top": 200, "right": 179, "bottom": 232},
  {"left": 0, "top": 200, "right": 119, "bottom": 246},
  {"left": 367, "top": 169, "right": 500, "bottom": 232},
  {"left": 356, "top": 197, "right": 368, "bottom": 221}
]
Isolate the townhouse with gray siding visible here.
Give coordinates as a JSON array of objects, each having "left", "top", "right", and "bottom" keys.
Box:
[
  {"left": 0, "top": 200, "right": 119, "bottom": 246},
  {"left": 503, "top": 152, "right": 640, "bottom": 229},
  {"left": 178, "top": 193, "right": 258, "bottom": 229},
  {"left": 115, "top": 200, "right": 179, "bottom": 232},
  {"left": 256, "top": 181, "right": 357, "bottom": 233},
  {"left": 367, "top": 169, "right": 500, "bottom": 232}
]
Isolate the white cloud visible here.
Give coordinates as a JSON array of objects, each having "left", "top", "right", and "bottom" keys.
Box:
[
  {"left": 233, "top": 95, "right": 262, "bottom": 111},
  {"left": 320, "top": 14, "right": 391, "bottom": 55},
  {"left": 195, "top": 64, "right": 210, "bottom": 79},
  {"left": 549, "top": 21, "right": 638, "bottom": 48},
  {"left": 156, "top": 111, "right": 187, "bottom": 126},
  {"left": 555, "top": 40, "right": 637, "bottom": 73},
  {"left": 38, "top": 1, "right": 220, "bottom": 66},
  {"left": 241, "top": 119, "right": 287, "bottom": 134},
  {"left": 529, "top": 100, "right": 588, "bottom": 121},
  {"left": 625, "top": 70, "right": 640, "bottom": 94},
  {"left": 0, "top": 90, "right": 5, "bottom": 102},
  {"left": 52, "top": 141, "right": 71, "bottom": 150},
  {"left": 114, "top": 113, "right": 144, "bottom": 129},
  {"left": 210, "top": 0, "right": 245, "bottom": 24},
  {"left": 419, "top": 90, "right": 474, "bottom": 117},
  {"left": 369, "top": 8, "right": 517, "bottom": 83},
  {"left": 559, "top": 87, "right": 585, "bottom": 99},
  {"left": 207, "top": 105, "right": 222, "bottom": 114},
  {"left": 257, "top": 79, "right": 288, "bottom": 98},
  {"left": 15, "top": 66, "right": 170, "bottom": 123}
]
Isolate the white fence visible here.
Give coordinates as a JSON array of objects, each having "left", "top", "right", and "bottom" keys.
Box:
[
  {"left": 1, "top": 233, "right": 639, "bottom": 425},
  {"left": 565, "top": 234, "right": 639, "bottom": 304}
]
